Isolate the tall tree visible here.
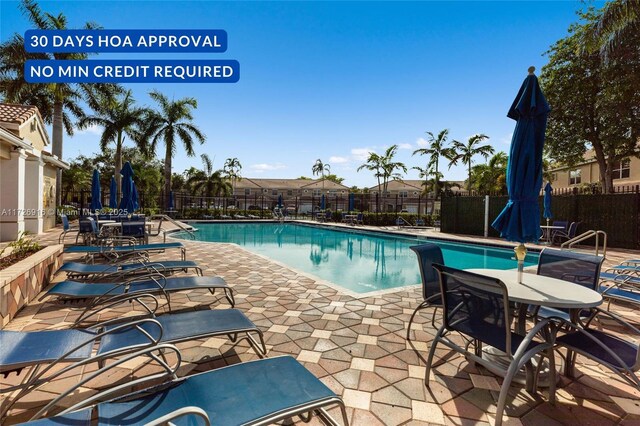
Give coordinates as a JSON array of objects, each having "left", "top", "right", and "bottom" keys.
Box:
[
  {"left": 143, "top": 90, "right": 206, "bottom": 208},
  {"left": 77, "top": 89, "right": 147, "bottom": 200},
  {"left": 541, "top": 7, "right": 640, "bottom": 193},
  {"left": 188, "top": 154, "right": 232, "bottom": 199},
  {"left": 447, "top": 134, "right": 494, "bottom": 191},
  {"left": 312, "top": 159, "right": 331, "bottom": 192},
  {"left": 223, "top": 157, "right": 242, "bottom": 195},
  {"left": 470, "top": 151, "right": 508, "bottom": 195},
  {"left": 0, "top": 0, "right": 107, "bottom": 205},
  {"left": 412, "top": 129, "right": 451, "bottom": 201},
  {"left": 379, "top": 145, "right": 407, "bottom": 196},
  {"left": 357, "top": 153, "right": 383, "bottom": 194}
]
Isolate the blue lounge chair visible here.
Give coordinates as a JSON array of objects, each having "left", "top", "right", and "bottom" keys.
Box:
[
  {"left": 599, "top": 271, "right": 640, "bottom": 309},
  {"left": 0, "top": 309, "right": 265, "bottom": 399},
  {"left": 57, "top": 260, "right": 202, "bottom": 280},
  {"left": 64, "top": 241, "right": 186, "bottom": 262},
  {"left": 43, "top": 275, "right": 235, "bottom": 322},
  {"left": 26, "top": 356, "right": 348, "bottom": 426}
]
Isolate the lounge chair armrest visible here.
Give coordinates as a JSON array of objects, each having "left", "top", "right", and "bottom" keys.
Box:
[
  {"left": 30, "top": 343, "right": 182, "bottom": 421},
  {"left": 145, "top": 407, "right": 211, "bottom": 426},
  {"left": 75, "top": 293, "right": 160, "bottom": 325}
]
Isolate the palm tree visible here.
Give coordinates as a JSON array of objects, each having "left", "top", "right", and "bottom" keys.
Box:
[
  {"left": 591, "top": 0, "right": 640, "bottom": 57},
  {"left": 77, "top": 89, "right": 147, "bottom": 200},
  {"left": 0, "top": 0, "right": 106, "bottom": 205},
  {"left": 187, "top": 154, "right": 232, "bottom": 199},
  {"left": 143, "top": 90, "right": 206, "bottom": 209},
  {"left": 446, "top": 134, "right": 494, "bottom": 191},
  {"left": 470, "top": 151, "right": 508, "bottom": 195},
  {"left": 380, "top": 145, "right": 407, "bottom": 196},
  {"left": 412, "top": 129, "right": 450, "bottom": 201},
  {"left": 357, "top": 152, "right": 383, "bottom": 193},
  {"left": 312, "top": 159, "right": 331, "bottom": 192},
  {"left": 223, "top": 157, "right": 242, "bottom": 196}
]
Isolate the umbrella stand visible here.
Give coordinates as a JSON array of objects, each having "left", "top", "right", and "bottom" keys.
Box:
[{"left": 514, "top": 243, "right": 527, "bottom": 284}]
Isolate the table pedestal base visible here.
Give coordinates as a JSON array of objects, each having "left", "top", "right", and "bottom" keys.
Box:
[{"left": 479, "top": 346, "right": 555, "bottom": 388}]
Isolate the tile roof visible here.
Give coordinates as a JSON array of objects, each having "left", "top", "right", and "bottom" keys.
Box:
[{"left": 0, "top": 103, "right": 42, "bottom": 125}]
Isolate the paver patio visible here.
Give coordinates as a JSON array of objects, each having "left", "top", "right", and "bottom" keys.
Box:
[{"left": 1, "top": 221, "right": 639, "bottom": 425}]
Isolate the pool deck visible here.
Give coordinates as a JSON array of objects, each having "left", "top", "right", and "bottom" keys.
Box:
[{"left": 2, "top": 220, "right": 640, "bottom": 425}]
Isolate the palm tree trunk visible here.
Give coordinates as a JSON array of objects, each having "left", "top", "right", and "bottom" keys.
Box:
[
  {"left": 468, "top": 162, "right": 472, "bottom": 192},
  {"left": 164, "top": 145, "right": 173, "bottom": 210},
  {"left": 53, "top": 101, "right": 64, "bottom": 206},
  {"left": 115, "top": 132, "right": 123, "bottom": 202}
]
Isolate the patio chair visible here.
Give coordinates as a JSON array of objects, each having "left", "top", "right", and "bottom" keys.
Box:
[
  {"left": 57, "top": 214, "right": 80, "bottom": 244},
  {"left": 414, "top": 217, "right": 426, "bottom": 227},
  {"left": 57, "top": 259, "right": 203, "bottom": 281},
  {"left": 0, "top": 307, "right": 265, "bottom": 399},
  {"left": 42, "top": 274, "right": 235, "bottom": 323},
  {"left": 554, "top": 308, "right": 640, "bottom": 388},
  {"left": 23, "top": 356, "right": 348, "bottom": 426},
  {"left": 552, "top": 221, "right": 580, "bottom": 245},
  {"left": 428, "top": 264, "right": 556, "bottom": 426},
  {"left": 533, "top": 248, "right": 604, "bottom": 322},
  {"left": 356, "top": 212, "right": 364, "bottom": 225},
  {"left": 406, "top": 243, "right": 444, "bottom": 340},
  {"left": 64, "top": 241, "right": 187, "bottom": 262}
]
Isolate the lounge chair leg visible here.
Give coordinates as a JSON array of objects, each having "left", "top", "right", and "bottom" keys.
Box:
[{"left": 224, "top": 288, "right": 235, "bottom": 307}]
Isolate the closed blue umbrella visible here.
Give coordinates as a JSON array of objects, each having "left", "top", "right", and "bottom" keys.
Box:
[
  {"left": 492, "top": 67, "right": 550, "bottom": 280},
  {"left": 131, "top": 181, "right": 139, "bottom": 211},
  {"left": 90, "top": 169, "right": 102, "bottom": 211},
  {"left": 320, "top": 194, "right": 326, "bottom": 210},
  {"left": 169, "top": 191, "right": 175, "bottom": 210},
  {"left": 543, "top": 182, "right": 553, "bottom": 220},
  {"left": 277, "top": 194, "right": 283, "bottom": 209},
  {"left": 109, "top": 176, "right": 118, "bottom": 209},
  {"left": 348, "top": 193, "right": 355, "bottom": 212},
  {"left": 119, "top": 162, "right": 135, "bottom": 214}
]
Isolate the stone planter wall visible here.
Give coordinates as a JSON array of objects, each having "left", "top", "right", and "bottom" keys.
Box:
[{"left": 0, "top": 245, "right": 63, "bottom": 328}]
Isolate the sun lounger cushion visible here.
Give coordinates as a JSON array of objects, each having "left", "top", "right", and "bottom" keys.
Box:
[
  {"left": 97, "top": 356, "right": 337, "bottom": 425},
  {"left": 46, "top": 276, "right": 228, "bottom": 299},
  {"left": 97, "top": 310, "right": 256, "bottom": 355},
  {"left": 58, "top": 260, "right": 198, "bottom": 275},
  {"left": 64, "top": 242, "right": 184, "bottom": 254},
  {"left": 0, "top": 329, "right": 95, "bottom": 372}
]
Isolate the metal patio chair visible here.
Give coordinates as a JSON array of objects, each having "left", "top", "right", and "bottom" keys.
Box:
[{"left": 406, "top": 243, "right": 444, "bottom": 340}]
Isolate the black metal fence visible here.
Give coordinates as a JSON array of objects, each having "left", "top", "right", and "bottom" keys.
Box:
[
  {"left": 441, "top": 187, "right": 640, "bottom": 249},
  {"left": 61, "top": 190, "right": 438, "bottom": 217}
]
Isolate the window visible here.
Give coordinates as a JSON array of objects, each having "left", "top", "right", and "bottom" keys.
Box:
[
  {"left": 569, "top": 169, "right": 581, "bottom": 185},
  {"left": 287, "top": 190, "right": 293, "bottom": 196},
  {"left": 313, "top": 189, "right": 321, "bottom": 196},
  {"left": 244, "top": 189, "right": 251, "bottom": 195},
  {"left": 399, "top": 191, "right": 408, "bottom": 198},
  {"left": 612, "top": 159, "right": 631, "bottom": 179},
  {"left": 272, "top": 190, "right": 278, "bottom": 195}
]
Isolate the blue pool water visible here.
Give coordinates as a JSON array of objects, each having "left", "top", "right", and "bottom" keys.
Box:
[{"left": 174, "top": 223, "right": 538, "bottom": 294}]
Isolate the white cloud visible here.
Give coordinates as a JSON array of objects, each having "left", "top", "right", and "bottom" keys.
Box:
[
  {"left": 76, "top": 124, "right": 102, "bottom": 136},
  {"left": 397, "top": 143, "right": 413, "bottom": 150},
  {"left": 329, "top": 156, "right": 349, "bottom": 164},
  {"left": 351, "top": 148, "right": 374, "bottom": 161},
  {"left": 416, "top": 137, "right": 429, "bottom": 148},
  {"left": 249, "top": 163, "right": 287, "bottom": 173}
]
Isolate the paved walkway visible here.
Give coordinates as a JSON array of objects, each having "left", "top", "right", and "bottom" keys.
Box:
[{"left": 1, "top": 222, "right": 639, "bottom": 425}]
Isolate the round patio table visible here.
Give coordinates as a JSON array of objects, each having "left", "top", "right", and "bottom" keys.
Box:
[
  {"left": 539, "top": 225, "right": 566, "bottom": 245},
  {"left": 465, "top": 268, "right": 603, "bottom": 385}
]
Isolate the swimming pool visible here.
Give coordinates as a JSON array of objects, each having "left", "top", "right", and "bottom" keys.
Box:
[{"left": 174, "top": 223, "right": 538, "bottom": 294}]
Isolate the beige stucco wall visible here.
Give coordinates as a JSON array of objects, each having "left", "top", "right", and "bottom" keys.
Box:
[
  {"left": 0, "top": 143, "right": 10, "bottom": 160},
  {"left": 42, "top": 165, "right": 57, "bottom": 230},
  {"left": 19, "top": 118, "right": 48, "bottom": 151},
  {"left": 552, "top": 156, "right": 640, "bottom": 189}
]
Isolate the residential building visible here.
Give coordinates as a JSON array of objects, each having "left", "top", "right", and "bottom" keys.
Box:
[
  {"left": 366, "top": 179, "right": 466, "bottom": 214},
  {"left": 232, "top": 178, "right": 351, "bottom": 213},
  {"left": 0, "top": 104, "right": 69, "bottom": 241},
  {"left": 549, "top": 149, "right": 640, "bottom": 192}
]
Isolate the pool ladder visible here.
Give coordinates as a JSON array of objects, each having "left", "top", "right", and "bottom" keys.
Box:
[
  {"left": 273, "top": 208, "right": 285, "bottom": 223},
  {"left": 561, "top": 230, "right": 607, "bottom": 258}
]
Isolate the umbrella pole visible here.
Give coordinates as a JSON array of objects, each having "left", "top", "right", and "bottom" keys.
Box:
[{"left": 514, "top": 243, "right": 527, "bottom": 284}]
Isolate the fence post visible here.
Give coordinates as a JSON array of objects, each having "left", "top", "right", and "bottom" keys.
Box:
[{"left": 484, "top": 195, "right": 490, "bottom": 237}]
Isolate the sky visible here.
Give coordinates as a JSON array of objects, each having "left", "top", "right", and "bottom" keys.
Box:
[{"left": 0, "top": 0, "right": 601, "bottom": 188}]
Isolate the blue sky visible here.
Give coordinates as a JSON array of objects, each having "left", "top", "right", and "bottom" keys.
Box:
[{"left": 1, "top": 1, "right": 598, "bottom": 187}]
